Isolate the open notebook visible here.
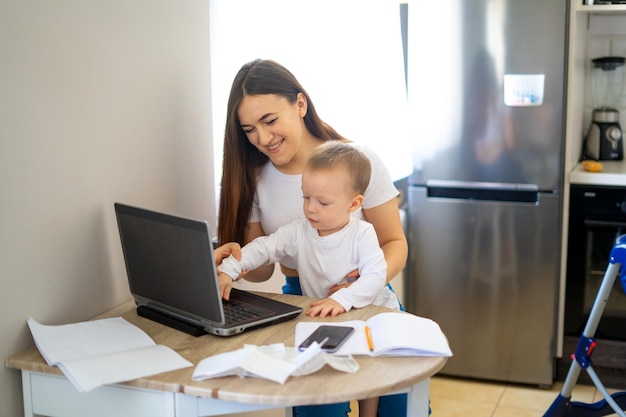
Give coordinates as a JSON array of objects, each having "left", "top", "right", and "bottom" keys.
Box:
[{"left": 114, "top": 203, "right": 303, "bottom": 337}]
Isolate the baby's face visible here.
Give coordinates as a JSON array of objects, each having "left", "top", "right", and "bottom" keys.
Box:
[{"left": 301, "top": 167, "right": 357, "bottom": 236}]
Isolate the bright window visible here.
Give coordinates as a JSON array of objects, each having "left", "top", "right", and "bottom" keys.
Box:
[{"left": 209, "top": 0, "right": 412, "bottom": 203}]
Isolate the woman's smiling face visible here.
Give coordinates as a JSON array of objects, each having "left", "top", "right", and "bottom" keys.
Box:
[{"left": 238, "top": 93, "right": 308, "bottom": 170}]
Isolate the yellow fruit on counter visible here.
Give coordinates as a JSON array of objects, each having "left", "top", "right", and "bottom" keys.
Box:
[{"left": 582, "top": 160, "right": 603, "bottom": 173}]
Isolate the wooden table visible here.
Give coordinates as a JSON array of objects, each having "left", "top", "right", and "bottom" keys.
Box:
[{"left": 6, "top": 293, "right": 447, "bottom": 417}]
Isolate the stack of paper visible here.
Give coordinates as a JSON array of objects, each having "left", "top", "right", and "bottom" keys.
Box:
[{"left": 27, "top": 317, "right": 192, "bottom": 392}]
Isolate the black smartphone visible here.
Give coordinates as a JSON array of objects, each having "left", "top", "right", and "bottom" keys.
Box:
[{"left": 298, "top": 325, "right": 355, "bottom": 353}]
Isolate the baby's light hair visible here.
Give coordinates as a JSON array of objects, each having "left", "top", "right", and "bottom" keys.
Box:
[{"left": 306, "top": 142, "right": 371, "bottom": 194}]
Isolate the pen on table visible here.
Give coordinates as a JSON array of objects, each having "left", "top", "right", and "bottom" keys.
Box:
[{"left": 365, "top": 326, "right": 374, "bottom": 352}]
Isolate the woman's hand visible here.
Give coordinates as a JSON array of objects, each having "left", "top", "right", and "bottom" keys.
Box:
[
  {"left": 215, "top": 242, "right": 242, "bottom": 266},
  {"left": 214, "top": 242, "right": 248, "bottom": 280},
  {"left": 327, "top": 270, "right": 360, "bottom": 295}
]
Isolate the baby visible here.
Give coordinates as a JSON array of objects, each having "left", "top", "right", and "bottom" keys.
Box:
[{"left": 217, "top": 141, "right": 399, "bottom": 317}]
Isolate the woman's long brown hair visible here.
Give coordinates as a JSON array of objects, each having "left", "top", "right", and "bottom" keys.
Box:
[{"left": 217, "top": 59, "right": 345, "bottom": 246}]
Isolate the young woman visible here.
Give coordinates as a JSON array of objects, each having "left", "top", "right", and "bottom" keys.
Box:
[{"left": 216, "top": 59, "right": 408, "bottom": 417}]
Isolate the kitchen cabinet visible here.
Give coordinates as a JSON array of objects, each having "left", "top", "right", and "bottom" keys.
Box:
[
  {"left": 578, "top": 3, "right": 626, "bottom": 11},
  {"left": 559, "top": 0, "right": 626, "bottom": 382},
  {"left": 564, "top": 1, "right": 626, "bottom": 176},
  {"left": 560, "top": 0, "right": 626, "bottom": 355}
]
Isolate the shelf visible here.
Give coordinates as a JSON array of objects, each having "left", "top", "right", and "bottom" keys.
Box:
[
  {"left": 569, "top": 160, "right": 626, "bottom": 186},
  {"left": 576, "top": 4, "right": 626, "bottom": 13}
]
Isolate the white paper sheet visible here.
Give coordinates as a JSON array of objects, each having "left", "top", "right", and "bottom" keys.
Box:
[
  {"left": 192, "top": 343, "right": 359, "bottom": 384},
  {"left": 58, "top": 344, "right": 192, "bottom": 392},
  {"left": 27, "top": 317, "right": 192, "bottom": 392}
]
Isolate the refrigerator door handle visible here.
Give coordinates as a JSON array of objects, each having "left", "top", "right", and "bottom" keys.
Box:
[
  {"left": 424, "top": 180, "right": 540, "bottom": 204},
  {"left": 426, "top": 179, "right": 539, "bottom": 191}
]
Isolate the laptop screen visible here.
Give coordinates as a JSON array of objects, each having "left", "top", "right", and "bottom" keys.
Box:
[{"left": 114, "top": 203, "right": 224, "bottom": 327}]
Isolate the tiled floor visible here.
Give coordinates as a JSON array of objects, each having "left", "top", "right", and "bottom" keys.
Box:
[
  {"left": 428, "top": 375, "right": 623, "bottom": 417},
  {"left": 231, "top": 375, "right": 624, "bottom": 417}
]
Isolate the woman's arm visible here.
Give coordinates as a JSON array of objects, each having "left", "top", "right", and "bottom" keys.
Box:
[{"left": 362, "top": 197, "right": 408, "bottom": 283}]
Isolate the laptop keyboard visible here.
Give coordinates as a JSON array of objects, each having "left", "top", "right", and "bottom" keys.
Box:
[{"left": 222, "top": 298, "right": 272, "bottom": 325}]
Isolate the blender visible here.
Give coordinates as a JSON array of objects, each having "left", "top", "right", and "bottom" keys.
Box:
[{"left": 584, "top": 56, "right": 625, "bottom": 161}]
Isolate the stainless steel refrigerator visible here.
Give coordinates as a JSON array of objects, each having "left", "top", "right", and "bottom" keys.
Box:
[{"left": 405, "top": 0, "right": 567, "bottom": 386}]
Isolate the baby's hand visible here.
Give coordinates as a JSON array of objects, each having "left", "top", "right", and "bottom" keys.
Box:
[
  {"left": 306, "top": 298, "right": 346, "bottom": 317},
  {"left": 218, "top": 272, "right": 234, "bottom": 300}
]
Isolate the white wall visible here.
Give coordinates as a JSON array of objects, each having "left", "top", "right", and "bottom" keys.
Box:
[{"left": 0, "top": 1, "right": 214, "bottom": 415}]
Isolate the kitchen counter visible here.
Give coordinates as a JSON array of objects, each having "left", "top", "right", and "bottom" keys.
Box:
[{"left": 569, "top": 159, "right": 626, "bottom": 186}]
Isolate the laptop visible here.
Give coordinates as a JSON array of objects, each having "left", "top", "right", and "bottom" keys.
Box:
[{"left": 114, "top": 202, "right": 303, "bottom": 337}]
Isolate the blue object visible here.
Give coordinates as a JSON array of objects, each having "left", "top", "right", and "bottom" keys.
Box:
[
  {"left": 543, "top": 235, "right": 626, "bottom": 417},
  {"left": 545, "top": 392, "right": 626, "bottom": 417},
  {"left": 573, "top": 337, "right": 597, "bottom": 370},
  {"left": 612, "top": 234, "right": 626, "bottom": 295},
  {"left": 292, "top": 402, "right": 352, "bottom": 417}
]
